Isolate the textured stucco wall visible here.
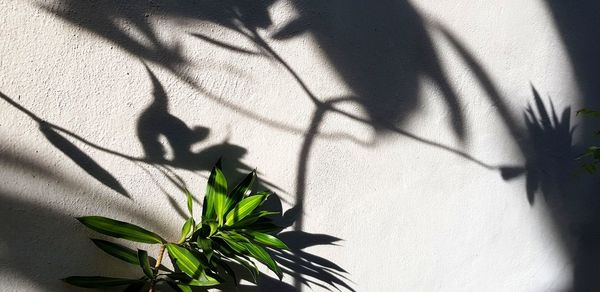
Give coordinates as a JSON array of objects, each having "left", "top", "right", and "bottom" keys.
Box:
[{"left": 1, "top": 0, "right": 598, "bottom": 291}]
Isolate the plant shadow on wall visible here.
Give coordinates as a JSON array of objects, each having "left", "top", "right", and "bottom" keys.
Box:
[
  {"left": 38, "top": 1, "right": 516, "bottom": 290},
  {"left": 433, "top": 22, "right": 600, "bottom": 290},
  {"left": 503, "top": 88, "right": 600, "bottom": 292},
  {"left": 499, "top": 0, "right": 600, "bottom": 289},
  {"left": 0, "top": 72, "right": 351, "bottom": 290},
  {"left": 37, "top": 2, "right": 600, "bottom": 292},
  {"left": 538, "top": 3, "right": 600, "bottom": 288}
]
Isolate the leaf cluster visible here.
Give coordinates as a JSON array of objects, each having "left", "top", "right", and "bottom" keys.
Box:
[{"left": 63, "top": 160, "right": 288, "bottom": 291}]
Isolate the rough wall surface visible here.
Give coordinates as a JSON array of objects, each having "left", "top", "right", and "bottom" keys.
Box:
[{"left": 1, "top": 0, "right": 599, "bottom": 291}]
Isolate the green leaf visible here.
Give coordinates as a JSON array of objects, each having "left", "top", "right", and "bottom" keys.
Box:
[
  {"left": 178, "top": 218, "right": 194, "bottom": 243},
  {"left": 225, "top": 170, "right": 256, "bottom": 214},
  {"left": 185, "top": 276, "right": 221, "bottom": 287},
  {"left": 62, "top": 276, "right": 142, "bottom": 288},
  {"left": 246, "top": 231, "right": 289, "bottom": 250},
  {"left": 77, "top": 216, "right": 164, "bottom": 244},
  {"left": 243, "top": 242, "right": 283, "bottom": 279},
  {"left": 91, "top": 239, "right": 139, "bottom": 265},
  {"left": 91, "top": 239, "right": 171, "bottom": 272},
  {"left": 165, "top": 244, "right": 207, "bottom": 280},
  {"left": 166, "top": 272, "right": 220, "bottom": 287},
  {"left": 227, "top": 211, "right": 280, "bottom": 229},
  {"left": 225, "top": 193, "right": 270, "bottom": 226},
  {"left": 203, "top": 160, "right": 228, "bottom": 225},
  {"left": 213, "top": 170, "right": 228, "bottom": 225},
  {"left": 210, "top": 221, "right": 220, "bottom": 236},
  {"left": 137, "top": 249, "right": 154, "bottom": 279},
  {"left": 218, "top": 234, "right": 248, "bottom": 254},
  {"left": 185, "top": 190, "right": 194, "bottom": 218}
]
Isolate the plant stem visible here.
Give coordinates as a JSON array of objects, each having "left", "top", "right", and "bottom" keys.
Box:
[
  {"left": 149, "top": 244, "right": 166, "bottom": 292},
  {"left": 154, "top": 244, "right": 166, "bottom": 272}
]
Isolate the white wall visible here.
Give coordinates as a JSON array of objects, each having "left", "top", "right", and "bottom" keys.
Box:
[{"left": 1, "top": 0, "right": 598, "bottom": 291}]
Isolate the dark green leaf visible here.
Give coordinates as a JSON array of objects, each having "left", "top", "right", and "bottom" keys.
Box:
[
  {"left": 77, "top": 216, "right": 164, "bottom": 244},
  {"left": 91, "top": 239, "right": 139, "bottom": 265},
  {"left": 225, "top": 193, "right": 270, "bottom": 226},
  {"left": 62, "top": 276, "right": 142, "bottom": 288},
  {"left": 213, "top": 257, "right": 238, "bottom": 285},
  {"left": 246, "top": 231, "right": 289, "bottom": 250},
  {"left": 137, "top": 249, "right": 154, "bottom": 279},
  {"left": 196, "top": 238, "right": 212, "bottom": 251},
  {"left": 215, "top": 244, "right": 259, "bottom": 282}
]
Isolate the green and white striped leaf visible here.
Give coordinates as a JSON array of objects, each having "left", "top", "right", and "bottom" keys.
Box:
[
  {"left": 178, "top": 218, "right": 194, "bottom": 243},
  {"left": 166, "top": 244, "right": 207, "bottom": 280},
  {"left": 218, "top": 234, "right": 247, "bottom": 254},
  {"left": 77, "top": 216, "right": 164, "bottom": 244},
  {"left": 225, "top": 170, "right": 256, "bottom": 214},
  {"left": 203, "top": 160, "right": 228, "bottom": 225},
  {"left": 225, "top": 193, "right": 269, "bottom": 226},
  {"left": 246, "top": 231, "right": 289, "bottom": 250},
  {"left": 185, "top": 275, "right": 220, "bottom": 287},
  {"left": 227, "top": 211, "right": 279, "bottom": 229},
  {"left": 185, "top": 190, "right": 194, "bottom": 218}
]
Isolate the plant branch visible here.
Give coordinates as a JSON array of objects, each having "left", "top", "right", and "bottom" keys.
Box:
[{"left": 149, "top": 244, "right": 166, "bottom": 292}]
